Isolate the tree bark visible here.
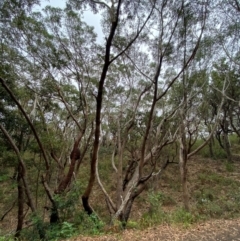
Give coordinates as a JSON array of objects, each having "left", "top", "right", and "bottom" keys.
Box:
[
  {"left": 82, "top": 0, "right": 122, "bottom": 215},
  {"left": 179, "top": 133, "right": 190, "bottom": 212},
  {"left": 55, "top": 134, "right": 82, "bottom": 194},
  {"left": 223, "top": 120, "right": 232, "bottom": 162},
  {"left": 15, "top": 164, "right": 24, "bottom": 239}
]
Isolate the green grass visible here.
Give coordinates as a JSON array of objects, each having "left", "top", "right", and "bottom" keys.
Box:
[{"left": 193, "top": 170, "right": 240, "bottom": 219}]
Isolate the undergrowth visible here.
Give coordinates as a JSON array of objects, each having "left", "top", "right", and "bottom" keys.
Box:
[{"left": 1, "top": 137, "right": 240, "bottom": 240}]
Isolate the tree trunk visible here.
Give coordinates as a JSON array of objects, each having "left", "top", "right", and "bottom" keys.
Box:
[
  {"left": 223, "top": 120, "right": 232, "bottom": 162},
  {"left": 50, "top": 205, "right": 59, "bottom": 224},
  {"left": 82, "top": 0, "right": 122, "bottom": 214},
  {"left": 118, "top": 197, "right": 135, "bottom": 228},
  {"left": 179, "top": 159, "right": 189, "bottom": 211},
  {"left": 15, "top": 164, "right": 24, "bottom": 239},
  {"left": 179, "top": 134, "right": 190, "bottom": 212},
  {"left": 208, "top": 136, "right": 214, "bottom": 158}
]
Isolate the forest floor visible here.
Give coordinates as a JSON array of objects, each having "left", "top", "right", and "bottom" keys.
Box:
[
  {"left": 2, "top": 149, "right": 240, "bottom": 240},
  {"left": 65, "top": 218, "right": 240, "bottom": 241},
  {"left": 62, "top": 154, "right": 240, "bottom": 241}
]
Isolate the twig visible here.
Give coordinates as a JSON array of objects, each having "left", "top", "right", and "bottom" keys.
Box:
[{"left": 1, "top": 200, "right": 17, "bottom": 221}]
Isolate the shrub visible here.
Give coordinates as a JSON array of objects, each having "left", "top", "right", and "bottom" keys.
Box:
[
  {"left": 46, "top": 222, "right": 77, "bottom": 240},
  {"left": 170, "top": 208, "right": 195, "bottom": 227},
  {"left": 0, "top": 235, "right": 15, "bottom": 241},
  {"left": 75, "top": 212, "right": 104, "bottom": 235}
]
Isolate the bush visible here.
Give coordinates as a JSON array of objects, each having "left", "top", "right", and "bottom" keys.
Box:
[
  {"left": 46, "top": 222, "right": 77, "bottom": 240},
  {"left": 170, "top": 208, "right": 195, "bottom": 227},
  {"left": 74, "top": 212, "right": 104, "bottom": 235},
  {"left": 126, "top": 221, "right": 139, "bottom": 229},
  {"left": 140, "top": 191, "right": 169, "bottom": 228},
  {"left": 0, "top": 234, "right": 15, "bottom": 241}
]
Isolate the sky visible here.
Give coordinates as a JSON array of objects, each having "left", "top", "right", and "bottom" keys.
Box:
[{"left": 38, "top": 0, "right": 103, "bottom": 42}]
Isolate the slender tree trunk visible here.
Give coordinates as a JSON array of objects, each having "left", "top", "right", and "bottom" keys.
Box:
[
  {"left": 223, "top": 120, "right": 232, "bottom": 162},
  {"left": 179, "top": 155, "right": 189, "bottom": 211},
  {"left": 15, "top": 164, "right": 24, "bottom": 239},
  {"left": 206, "top": 125, "right": 215, "bottom": 158},
  {"left": 179, "top": 124, "right": 190, "bottom": 212},
  {"left": 208, "top": 136, "right": 214, "bottom": 158},
  {"left": 116, "top": 118, "right": 124, "bottom": 210}
]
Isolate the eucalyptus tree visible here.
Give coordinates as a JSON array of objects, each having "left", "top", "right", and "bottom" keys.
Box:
[
  {"left": 0, "top": 0, "right": 98, "bottom": 230},
  {"left": 167, "top": 0, "right": 230, "bottom": 211},
  {"left": 215, "top": 0, "right": 240, "bottom": 66},
  {"left": 210, "top": 59, "right": 240, "bottom": 161},
  {"left": 1, "top": 0, "right": 234, "bottom": 235},
  {"left": 212, "top": 0, "right": 240, "bottom": 141},
  {"left": 71, "top": 0, "right": 212, "bottom": 225},
  {"left": 0, "top": 1, "right": 51, "bottom": 238},
  {"left": 63, "top": 0, "right": 159, "bottom": 218}
]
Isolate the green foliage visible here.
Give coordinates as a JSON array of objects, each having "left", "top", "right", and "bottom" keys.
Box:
[
  {"left": 20, "top": 214, "right": 46, "bottom": 241},
  {"left": 192, "top": 138, "right": 227, "bottom": 160},
  {"left": 194, "top": 171, "right": 240, "bottom": 219},
  {"left": 46, "top": 222, "right": 77, "bottom": 240},
  {"left": 198, "top": 172, "right": 238, "bottom": 187},
  {"left": 225, "top": 161, "right": 235, "bottom": 172},
  {"left": 148, "top": 191, "right": 176, "bottom": 207},
  {"left": 140, "top": 192, "right": 197, "bottom": 228},
  {"left": 126, "top": 220, "right": 139, "bottom": 229},
  {"left": 0, "top": 236, "right": 15, "bottom": 241},
  {"left": 170, "top": 208, "right": 195, "bottom": 227},
  {"left": 0, "top": 168, "right": 9, "bottom": 183},
  {"left": 229, "top": 134, "right": 240, "bottom": 145},
  {"left": 21, "top": 220, "right": 78, "bottom": 241},
  {"left": 1, "top": 152, "right": 18, "bottom": 167},
  {"left": 140, "top": 191, "right": 170, "bottom": 228},
  {"left": 140, "top": 208, "right": 168, "bottom": 228},
  {"left": 53, "top": 184, "right": 82, "bottom": 220},
  {"left": 74, "top": 212, "right": 104, "bottom": 235}
]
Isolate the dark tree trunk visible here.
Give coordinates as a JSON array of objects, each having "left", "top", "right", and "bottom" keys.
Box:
[
  {"left": 208, "top": 136, "right": 214, "bottom": 158},
  {"left": 15, "top": 164, "right": 24, "bottom": 239},
  {"left": 50, "top": 205, "right": 59, "bottom": 224},
  {"left": 82, "top": 0, "right": 122, "bottom": 214},
  {"left": 223, "top": 120, "right": 232, "bottom": 162}
]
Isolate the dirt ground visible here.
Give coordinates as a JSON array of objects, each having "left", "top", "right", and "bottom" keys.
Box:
[{"left": 65, "top": 218, "right": 240, "bottom": 241}]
